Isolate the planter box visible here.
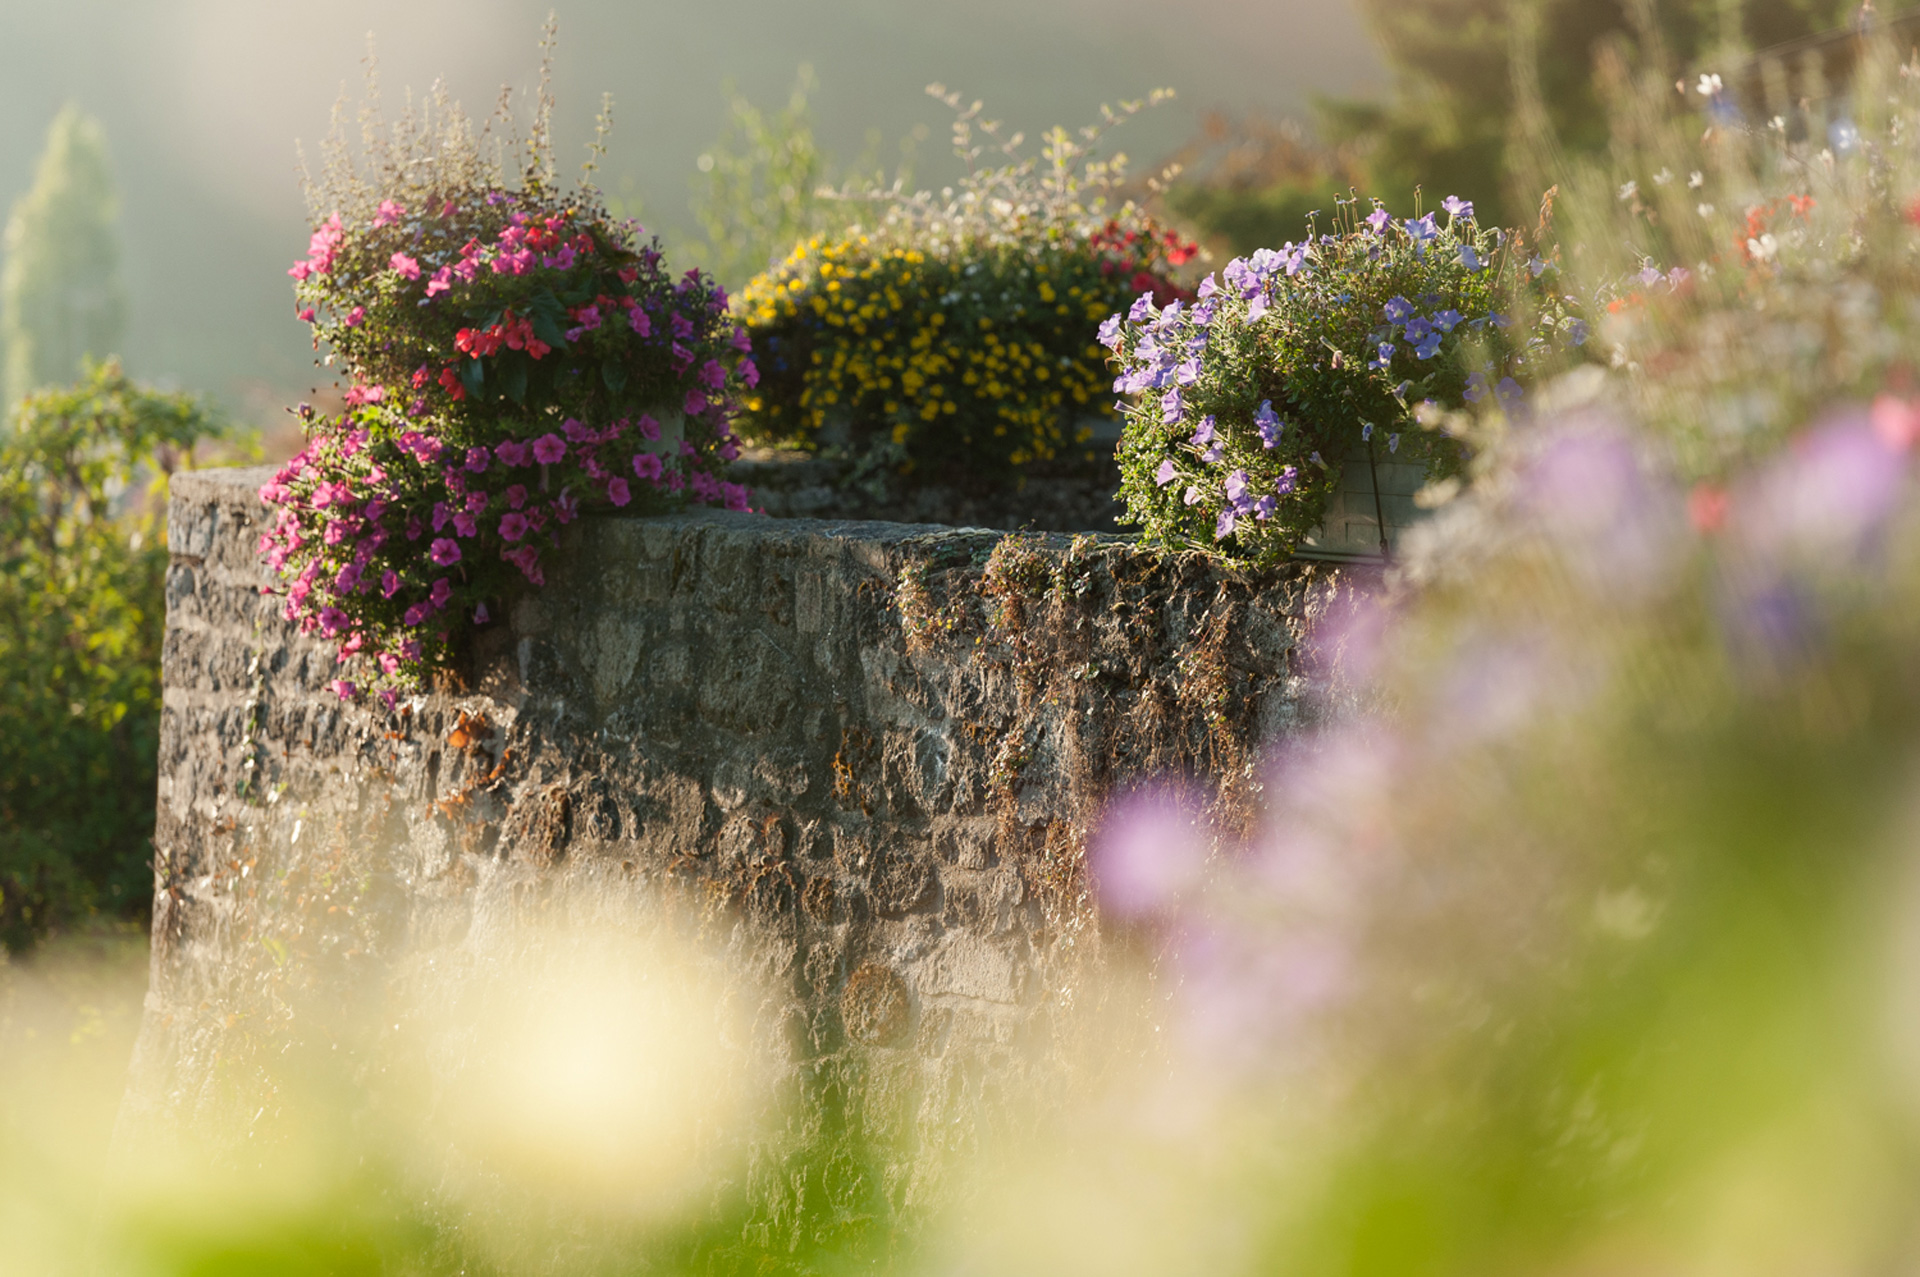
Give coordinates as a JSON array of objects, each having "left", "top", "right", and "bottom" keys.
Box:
[{"left": 1296, "top": 441, "right": 1430, "bottom": 562}]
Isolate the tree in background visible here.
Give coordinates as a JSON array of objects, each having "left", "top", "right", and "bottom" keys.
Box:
[
  {"left": 0, "top": 361, "right": 228, "bottom": 950},
  {"left": 1169, "top": 0, "right": 1855, "bottom": 254},
  {"left": 1, "top": 106, "right": 127, "bottom": 412}
]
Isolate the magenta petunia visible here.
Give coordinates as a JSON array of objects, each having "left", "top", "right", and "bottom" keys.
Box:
[
  {"left": 429, "top": 537, "right": 461, "bottom": 566},
  {"left": 532, "top": 433, "right": 567, "bottom": 465},
  {"left": 494, "top": 439, "right": 529, "bottom": 467},
  {"left": 633, "top": 452, "right": 663, "bottom": 481},
  {"left": 606, "top": 476, "right": 631, "bottom": 507},
  {"left": 499, "top": 511, "right": 529, "bottom": 541}
]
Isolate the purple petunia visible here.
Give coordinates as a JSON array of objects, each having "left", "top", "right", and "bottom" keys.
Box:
[
  {"left": 1255, "top": 401, "right": 1283, "bottom": 449},
  {"left": 1162, "top": 387, "right": 1185, "bottom": 424},
  {"left": 430, "top": 537, "right": 461, "bottom": 566}
]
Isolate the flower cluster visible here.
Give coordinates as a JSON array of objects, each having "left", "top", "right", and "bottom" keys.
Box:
[
  {"left": 262, "top": 94, "right": 757, "bottom": 696},
  {"left": 257, "top": 397, "right": 738, "bottom": 699},
  {"left": 734, "top": 84, "right": 1195, "bottom": 483},
  {"left": 1107, "top": 196, "right": 1584, "bottom": 562},
  {"left": 737, "top": 223, "right": 1191, "bottom": 478}
]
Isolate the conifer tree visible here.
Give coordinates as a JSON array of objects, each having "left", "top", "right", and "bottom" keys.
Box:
[{"left": 1, "top": 106, "right": 126, "bottom": 412}]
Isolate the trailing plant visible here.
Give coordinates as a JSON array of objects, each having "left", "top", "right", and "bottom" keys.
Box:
[
  {"left": 0, "top": 360, "right": 228, "bottom": 949},
  {"left": 1106, "top": 194, "right": 1585, "bottom": 562},
  {"left": 735, "top": 86, "right": 1196, "bottom": 484},
  {"left": 260, "top": 56, "right": 756, "bottom": 699}
]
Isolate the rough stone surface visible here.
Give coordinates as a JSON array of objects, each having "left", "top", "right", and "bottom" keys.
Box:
[{"left": 127, "top": 464, "right": 1372, "bottom": 1248}]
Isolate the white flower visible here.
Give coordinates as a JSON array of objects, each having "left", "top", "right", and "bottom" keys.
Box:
[
  {"left": 1697, "top": 202, "right": 1716, "bottom": 218},
  {"left": 1652, "top": 167, "right": 1674, "bottom": 185},
  {"left": 1746, "top": 233, "right": 1778, "bottom": 261},
  {"left": 1696, "top": 73, "right": 1723, "bottom": 97},
  {"left": 1618, "top": 180, "right": 1639, "bottom": 201},
  {"left": 1688, "top": 170, "right": 1705, "bottom": 189}
]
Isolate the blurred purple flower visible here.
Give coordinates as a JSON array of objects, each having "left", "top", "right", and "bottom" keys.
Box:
[
  {"left": 1730, "top": 411, "right": 1909, "bottom": 564},
  {"left": 1090, "top": 787, "right": 1209, "bottom": 919},
  {"left": 1519, "top": 414, "right": 1682, "bottom": 598}
]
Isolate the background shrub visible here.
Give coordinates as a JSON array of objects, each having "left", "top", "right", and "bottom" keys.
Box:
[{"left": 0, "top": 360, "right": 228, "bottom": 950}]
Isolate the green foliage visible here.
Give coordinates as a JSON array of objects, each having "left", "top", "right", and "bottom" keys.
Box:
[
  {"left": 1110, "top": 198, "right": 1583, "bottom": 562},
  {"left": 0, "top": 360, "right": 227, "bottom": 950},
  {"left": 735, "top": 86, "right": 1194, "bottom": 483},
  {"left": 1, "top": 106, "right": 127, "bottom": 412},
  {"left": 1543, "top": 24, "right": 1920, "bottom": 480},
  {"left": 1346, "top": 0, "right": 1854, "bottom": 223},
  {"left": 685, "top": 68, "right": 849, "bottom": 293},
  {"left": 1162, "top": 114, "right": 1369, "bottom": 258},
  {"left": 1169, "top": 0, "right": 1854, "bottom": 250}
]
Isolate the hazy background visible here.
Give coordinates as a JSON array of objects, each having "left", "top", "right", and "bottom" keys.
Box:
[{"left": 0, "top": 0, "right": 1380, "bottom": 420}]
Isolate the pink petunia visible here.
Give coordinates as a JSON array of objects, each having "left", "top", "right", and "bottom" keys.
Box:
[
  {"left": 633, "top": 453, "right": 663, "bottom": 481},
  {"left": 636, "top": 414, "right": 661, "bottom": 442},
  {"left": 424, "top": 266, "right": 452, "bottom": 298},
  {"left": 532, "top": 433, "right": 567, "bottom": 465},
  {"left": 741, "top": 359, "right": 759, "bottom": 388},
  {"left": 429, "top": 578, "right": 452, "bottom": 609},
  {"left": 372, "top": 199, "right": 405, "bottom": 229},
  {"left": 429, "top": 537, "right": 461, "bottom": 566},
  {"left": 464, "top": 445, "right": 490, "bottom": 472},
  {"left": 607, "top": 476, "right": 631, "bottom": 507},
  {"left": 499, "top": 511, "right": 530, "bottom": 541},
  {"left": 331, "top": 679, "right": 357, "bottom": 700},
  {"left": 390, "top": 252, "right": 421, "bottom": 280},
  {"left": 628, "top": 308, "right": 652, "bottom": 336},
  {"left": 504, "top": 484, "right": 527, "bottom": 509},
  {"left": 494, "top": 439, "right": 529, "bottom": 467},
  {"left": 381, "top": 570, "right": 401, "bottom": 598},
  {"left": 345, "top": 305, "right": 366, "bottom": 327},
  {"left": 453, "top": 513, "right": 477, "bottom": 537}
]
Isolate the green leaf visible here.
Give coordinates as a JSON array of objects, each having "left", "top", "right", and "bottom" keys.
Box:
[
  {"left": 459, "top": 358, "right": 485, "bottom": 399},
  {"left": 601, "top": 360, "right": 629, "bottom": 395},
  {"left": 528, "top": 288, "right": 570, "bottom": 349},
  {"left": 499, "top": 356, "right": 529, "bottom": 406}
]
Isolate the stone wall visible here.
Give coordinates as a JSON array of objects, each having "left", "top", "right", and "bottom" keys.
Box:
[
  {"left": 127, "top": 466, "right": 1370, "bottom": 1255},
  {"left": 725, "top": 445, "right": 1127, "bottom": 533}
]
